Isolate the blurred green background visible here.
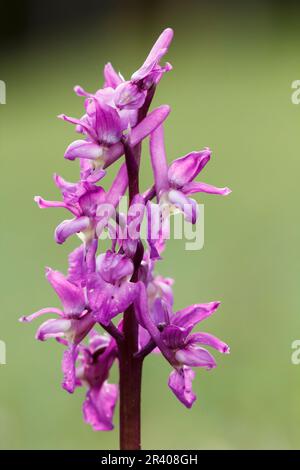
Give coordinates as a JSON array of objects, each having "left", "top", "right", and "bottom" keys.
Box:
[{"left": 1, "top": 0, "right": 300, "bottom": 449}]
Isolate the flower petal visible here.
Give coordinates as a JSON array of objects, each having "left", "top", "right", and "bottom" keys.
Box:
[
  {"left": 151, "top": 298, "right": 171, "bottom": 328},
  {"left": 176, "top": 345, "right": 217, "bottom": 369},
  {"left": 83, "top": 382, "right": 118, "bottom": 431},
  {"left": 96, "top": 251, "right": 134, "bottom": 284},
  {"left": 67, "top": 245, "right": 86, "bottom": 284},
  {"left": 34, "top": 196, "right": 68, "bottom": 210},
  {"left": 54, "top": 216, "right": 90, "bottom": 244},
  {"left": 103, "top": 62, "right": 123, "bottom": 89},
  {"left": 129, "top": 105, "right": 171, "bottom": 148},
  {"left": 62, "top": 344, "right": 78, "bottom": 393},
  {"left": 167, "top": 190, "right": 198, "bottom": 224},
  {"left": 64, "top": 140, "right": 103, "bottom": 161},
  {"left": 45, "top": 267, "right": 85, "bottom": 315},
  {"left": 172, "top": 301, "right": 221, "bottom": 331},
  {"left": 105, "top": 282, "right": 138, "bottom": 325},
  {"left": 168, "top": 367, "right": 196, "bottom": 409},
  {"left": 114, "top": 82, "right": 146, "bottom": 110},
  {"left": 58, "top": 114, "right": 98, "bottom": 141},
  {"left": 150, "top": 125, "right": 170, "bottom": 196},
  {"left": 105, "top": 163, "right": 128, "bottom": 207},
  {"left": 187, "top": 332, "right": 230, "bottom": 354},
  {"left": 182, "top": 182, "right": 232, "bottom": 196},
  {"left": 88, "top": 98, "right": 122, "bottom": 145},
  {"left": 161, "top": 324, "right": 188, "bottom": 350},
  {"left": 132, "top": 28, "right": 174, "bottom": 82},
  {"left": 36, "top": 318, "right": 72, "bottom": 341},
  {"left": 19, "top": 307, "right": 64, "bottom": 323},
  {"left": 168, "top": 149, "right": 211, "bottom": 188},
  {"left": 103, "top": 105, "right": 171, "bottom": 168}
]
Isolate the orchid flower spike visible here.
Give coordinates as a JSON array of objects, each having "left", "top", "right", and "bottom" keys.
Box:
[{"left": 22, "top": 27, "right": 230, "bottom": 446}]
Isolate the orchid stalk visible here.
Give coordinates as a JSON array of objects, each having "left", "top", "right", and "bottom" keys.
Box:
[{"left": 21, "top": 28, "right": 231, "bottom": 450}]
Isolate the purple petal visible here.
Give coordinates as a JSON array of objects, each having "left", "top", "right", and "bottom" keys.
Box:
[
  {"left": 88, "top": 271, "right": 138, "bottom": 326},
  {"left": 84, "top": 167, "right": 106, "bottom": 184},
  {"left": 134, "top": 282, "right": 174, "bottom": 364},
  {"left": 58, "top": 114, "right": 98, "bottom": 141},
  {"left": 182, "top": 182, "right": 232, "bottom": 196},
  {"left": 129, "top": 105, "right": 171, "bottom": 147},
  {"left": 88, "top": 98, "right": 122, "bottom": 145},
  {"left": 83, "top": 382, "right": 118, "bottom": 431},
  {"left": 172, "top": 301, "right": 221, "bottom": 331},
  {"left": 105, "top": 282, "right": 138, "bottom": 325},
  {"left": 67, "top": 245, "right": 86, "bottom": 284},
  {"left": 168, "top": 149, "right": 211, "bottom": 188},
  {"left": 167, "top": 190, "right": 198, "bottom": 224},
  {"left": 34, "top": 196, "right": 68, "bottom": 210},
  {"left": 103, "top": 105, "right": 171, "bottom": 168},
  {"left": 150, "top": 125, "right": 170, "bottom": 196},
  {"left": 72, "top": 312, "right": 95, "bottom": 344},
  {"left": 103, "top": 62, "right": 123, "bottom": 89},
  {"left": 64, "top": 140, "right": 103, "bottom": 161},
  {"left": 96, "top": 251, "right": 134, "bottom": 284},
  {"left": 54, "top": 216, "right": 90, "bottom": 244},
  {"left": 105, "top": 163, "right": 128, "bottom": 207},
  {"left": 102, "top": 142, "right": 124, "bottom": 169},
  {"left": 74, "top": 85, "right": 91, "bottom": 97},
  {"left": 78, "top": 186, "right": 106, "bottom": 218},
  {"left": 124, "top": 194, "right": 145, "bottom": 241},
  {"left": 153, "top": 275, "right": 174, "bottom": 307},
  {"left": 168, "top": 367, "right": 196, "bottom": 409},
  {"left": 36, "top": 318, "right": 72, "bottom": 341},
  {"left": 85, "top": 239, "right": 98, "bottom": 274},
  {"left": 151, "top": 298, "right": 171, "bottom": 328},
  {"left": 146, "top": 201, "right": 167, "bottom": 260},
  {"left": 19, "top": 307, "right": 64, "bottom": 323},
  {"left": 134, "top": 282, "right": 149, "bottom": 330},
  {"left": 62, "top": 344, "right": 78, "bottom": 393},
  {"left": 53, "top": 173, "right": 78, "bottom": 193},
  {"left": 175, "top": 345, "right": 217, "bottom": 369},
  {"left": 187, "top": 332, "right": 230, "bottom": 354},
  {"left": 87, "top": 277, "right": 115, "bottom": 325},
  {"left": 114, "top": 82, "right": 146, "bottom": 110},
  {"left": 45, "top": 267, "right": 85, "bottom": 315},
  {"left": 132, "top": 28, "right": 174, "bottom": 82},
  {"left": 161, "top": 324, "right": 188, "bottom": 350}
]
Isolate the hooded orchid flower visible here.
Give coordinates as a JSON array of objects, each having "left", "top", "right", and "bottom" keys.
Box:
[
  {"left": 87, "top": 250, "right": 138, "bottom": 326},
  {"left": 61, "top": 95, "right": 171, "bottom": 168},
  {"left": 20, "top": 245, "right": 97, "bottom": 393},
  {"left": 134, "top": 282, "right": 229, "bottom": 408},
  {"left": 35, "top": 163, "right": 128, "bottom": 245},
  {"left": 113, "top": 28, "right": 173, "bottom": 111},
  {"left": 149, "top": 125, "right": 231, "bottom": 226},
  {"left": 59, "top": 31, "right": 172, "bottom": 168},
  {"left": 76, "top": 332, "right": 118, "bottom": 431}
]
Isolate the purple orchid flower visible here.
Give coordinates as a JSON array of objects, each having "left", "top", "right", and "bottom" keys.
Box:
[
  {"left": 149, "top": 125, "right": 231, "bottom": 225},
  {"left": 76, "top": 332, "right": 118, "bottom": 431},
  {"left": 59, "top": 30, "right": 173, "bottom": 168},
  {"left": 35, "top": 163, "right": 128, "bottom": 245},
  {"left": 139, "top": 251, "right": 174, "bottom": 315},
  {"left": 134, "top": 282, "right": 229, "bottom": 408},
  {"left": 20, "top": 245, "right": 97, "bottom": 393},
  {"left": 113, "top": 28, "right": 173, "bottom": 111},
  {"left": 61, "top": 97, "right": 171, "bottom": 168},
  {"left": 87, "top": 250, "right": 138, "bottom": 326}
]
